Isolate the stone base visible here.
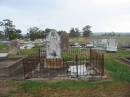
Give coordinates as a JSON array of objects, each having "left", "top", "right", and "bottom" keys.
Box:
[{"left": 44, "top": 58, "right": 64, "bottom": 69}]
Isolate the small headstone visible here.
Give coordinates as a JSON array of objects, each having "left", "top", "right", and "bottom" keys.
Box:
[
  {"left": 60, "top": 32, "right": 69, "bottom": 51},
  {"left": 106, "top": 39, "right": 118, "bottom": 52},
  {"left": 9, "top": 40, "right": 20, "bottom": 55}
]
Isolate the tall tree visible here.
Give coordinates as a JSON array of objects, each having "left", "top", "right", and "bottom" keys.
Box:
[
  {"left": 0, "top": 19, "right": 22, "bottom": 40},
  {"left": 82, "top": 25, "right": 92, "bottom": 37},
  {"left": 0, "top": 31, "right": 2, "bottom": 39},
  {"left": 44, "top": 28, "right": 53, "bottom": 37},
  {"left": 15, "top": 29, "right": 22, "bottom": 39},
  {"left": 58, "top": 30, "right": 67, "bottom": 36},
  {"left": 69, "top": 28, "right": 80, "bottom": 37},
  {"left": 27, "top": 27, "right": 40, "bottom": 40},
  {"left": 27, "top": 27, "right": 55, "bottom": 40}
]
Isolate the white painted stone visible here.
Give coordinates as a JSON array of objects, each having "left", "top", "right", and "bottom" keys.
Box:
[
  {"left": 46, "top": 30, "right": 61, "bottom": 59},
  {"left": 106, "top": 39, "right": 118, "bottom": 52},
  {"left": 68, "top": 65, "right": 94, "bottom": 77},
  {"left": 0, "top": 53, "right": 8, "bottom": 58}
]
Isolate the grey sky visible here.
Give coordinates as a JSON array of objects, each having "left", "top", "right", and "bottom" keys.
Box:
[{"left": 0, "top": 0, "right": 130, "bottom": 33}]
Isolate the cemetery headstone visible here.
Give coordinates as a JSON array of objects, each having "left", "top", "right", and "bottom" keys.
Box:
[
  {"left": 46, "top": 30, "right": 61, "bottom": 59},
  {"left": 45, "top": 30, "right": 63, "bottom": 69},
  {"left": 60, "top": 32, "right": 69, "bottom": 51},
  {"left": 106, "top": 39, "right": 118, "bottom": 52},
  {"left": 9, "top": 40, "right": 20, "bottom": 55}
]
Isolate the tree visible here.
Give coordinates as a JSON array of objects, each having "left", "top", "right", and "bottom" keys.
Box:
[
  {"left": 69, "top": 28, "right": 80, "bottom": 37},
  {"left": 27, "top": 27, "right": 57, "bottom": 40},
  {"left": 44, "top": 28, "right": 53, "bottom": 37},
  {"left": 0, "top": 19, "right": 22, "bottom": 40},
  {"left": 15, "top": 29, "right": 22, "bottom": 39},
  {"left": 27, "top": 27, "right": 40, "bottom": 40},
  {"left": 0, "top": 31, "right": 2, "bottom": 39},
  {"left": 58, "top": 30, "right": 67, "bottom": 36},
  {"left": 38, "top": 30, "right": 45, "bottom": 39},
  {"left": 82, "top": 25, "right": 92, "bottom": 37}
]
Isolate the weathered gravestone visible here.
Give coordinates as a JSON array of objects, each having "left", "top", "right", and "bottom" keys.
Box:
[
  {"left": 46, "top": 30, "right": 61, "bottom": 59},
  {"left": 60, "top": 32, "right": 69, "bottom": 51},
  {"left": 9, "top": 40, "right": 20, "bottom": 55},
  {"left": 106, "top": 39, "right": 118, "bottom": 52},
  {"left": 45, "top": 30, "right": 63, "bottom": 68}
]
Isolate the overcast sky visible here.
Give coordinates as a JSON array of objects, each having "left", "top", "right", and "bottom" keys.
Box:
[{"left": 0, "top": 0, "right": 130, "bottom": 33}]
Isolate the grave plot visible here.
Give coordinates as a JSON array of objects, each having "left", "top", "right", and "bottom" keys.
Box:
[
  {"left": 0, "top": 58, "right": 24, "bottom": 80},
  {"left": 23, "top": 48, "right": 104, "bottom": 80},
  {"left": 93, "top": 39, "right": 118, "bottom": 52},
  {"left": 119, "top": 57, "right": 130, "bottom": 65}
]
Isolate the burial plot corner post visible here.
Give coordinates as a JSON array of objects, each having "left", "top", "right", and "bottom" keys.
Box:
[
  {"left": 101, "top": 54, "right": 104, "bottom": 76},
  {"left": 90, "top": 48, "right": 92, "bottom": 64},
  {"left": 76, "top": 54, "right": 78, "bottom": 78}
]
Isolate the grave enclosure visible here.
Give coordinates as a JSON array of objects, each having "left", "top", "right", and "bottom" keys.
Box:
[{"left": 23, "top": 48, "right": 104, "bottom": 80}]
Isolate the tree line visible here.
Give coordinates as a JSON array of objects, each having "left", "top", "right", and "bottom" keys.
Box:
[{"left": 0, "top": 19, "right": 92, "bottom": 41}]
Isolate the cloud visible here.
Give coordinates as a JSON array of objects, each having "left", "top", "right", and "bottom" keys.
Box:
[{"left": 0, "top": 0, "right": 130, "bottom": 33}]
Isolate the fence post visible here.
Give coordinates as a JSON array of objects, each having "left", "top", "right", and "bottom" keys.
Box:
[
  {"left": 90, "top": 48, "right": 92, "bottom": 64},
  {"left": 101, "top": 54, "right": 104, "bottom": 76},
  {"left": 39, "top": 48, "right": 41, "bottom": 64},
  {"left": 76, "top": 54, "right": 78, "bottom": 78},
  {"left": 22, "top": 58, "right": 25, "bottom": 79}
]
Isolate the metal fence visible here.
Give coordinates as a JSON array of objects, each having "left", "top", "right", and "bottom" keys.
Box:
[
  {"left": 23, "top": 48, "right": 104, "bottom": 79},
  {"left": 90, "top": 49, "right": 104, "bottom": 76},
  {"left": 23, "top": 56, "right": 39, "bottom": 78}
]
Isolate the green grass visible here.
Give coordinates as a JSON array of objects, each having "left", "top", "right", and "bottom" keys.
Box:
[
  {"left": 0, "top": 43, "right": 9, "bottom": 52},
  {"left": 17, "top": 45, "right": 46, "bottom": 57},
  {"left": 105, "top": 59, "right": 130, "bottom": 82},
  {"left": 105, "top": 49, "right": 130, "bottom": 58},
  {"left": 16, "top": 46, "right": 40, "bottom": 57},
  {"left": 104, "top": 49, "right": 130, "bottom": 82},
  {"left": 18, "top": 80, "right": 122, "bottom": 91},
  {"left": 62, "top": 48, "right": 89, "bottom": 61}
]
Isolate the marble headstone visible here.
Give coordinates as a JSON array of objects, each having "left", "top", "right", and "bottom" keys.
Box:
[
  {"left": 46, "top": 30, "right": 61, "bottom": 59},
  {"left": 9, "top": 40, "right": 20, "bottom": 55},
  {"left": 106, "top": 39, "right": 118, "bottom": 52}
]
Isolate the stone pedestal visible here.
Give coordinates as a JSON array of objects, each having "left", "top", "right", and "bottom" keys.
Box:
[{"left": 44, "top": 59, "right": 64, "bottom": 69}]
